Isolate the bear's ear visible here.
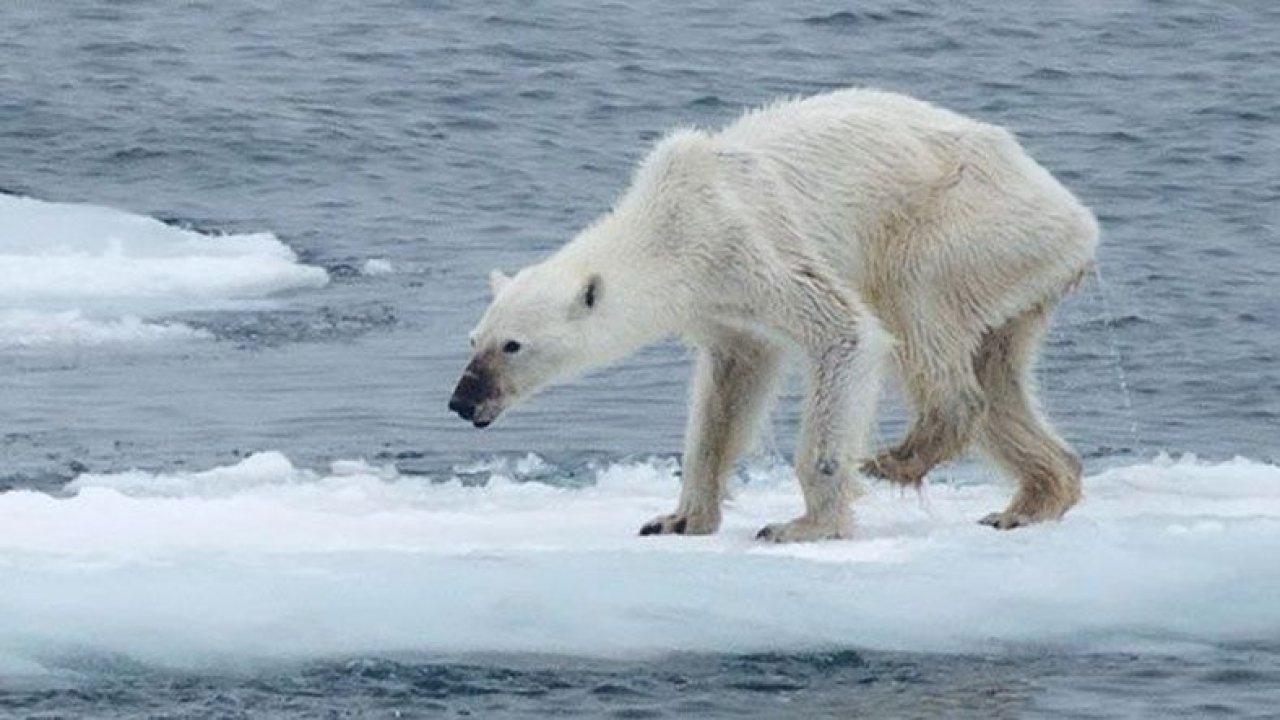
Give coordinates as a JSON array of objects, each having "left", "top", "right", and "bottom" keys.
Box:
[
  {"left": 488, "top": 269, "right": 512, "bottom": 297},
  {"left": 582, "top": 274, "right": 602, "bottom": 310}
]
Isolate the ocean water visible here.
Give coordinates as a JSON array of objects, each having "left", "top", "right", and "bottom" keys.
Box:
[{"left": 1, "top": 0, "right": 1278, "bottom": 717}]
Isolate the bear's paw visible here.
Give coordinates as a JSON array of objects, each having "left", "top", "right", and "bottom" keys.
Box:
[
  {"left": 638, "top": 510, "right": 720, "bottom": 536},
  {"left": 754, "top": 515, "right": 852, "bottom": 543},
  {"left": 862, "top": 451, "right": 928, "bottom": 487},
  {"left": 978, "top": 511, "right": 1036, "bottom": 530}
]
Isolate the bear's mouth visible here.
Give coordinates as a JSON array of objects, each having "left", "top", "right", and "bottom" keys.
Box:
[
  {"left": 450, "top": 397, "right": 503, "bottom": 428},
  {"left": 469, "top": 403, "right": 503, "bottom": 427},
  {"left": 449, "top": 357, "right": 508, "bottom": 428}
]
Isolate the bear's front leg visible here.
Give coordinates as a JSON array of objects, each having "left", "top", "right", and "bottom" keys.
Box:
[
  {"left": 757, "top": 316, "right": 890, "bottom": 543},
  {"left": 640, "top": 334, "right": 783, "bottom": 537}
]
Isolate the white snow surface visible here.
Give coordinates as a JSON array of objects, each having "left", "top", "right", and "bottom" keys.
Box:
[
  {"left": 2, "top": 452, "right": 1279, "bottom": 671},
  {"left": 0, "top": 194, "right": 327, "bottom": 347}
]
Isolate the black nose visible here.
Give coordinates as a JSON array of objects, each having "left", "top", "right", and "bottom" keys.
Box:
[
  {"left": 450, "top": 363, "right": 492, "bottom": 424},
  {"left": 448, "top": 395, "right": 476, "bottom": 421}
]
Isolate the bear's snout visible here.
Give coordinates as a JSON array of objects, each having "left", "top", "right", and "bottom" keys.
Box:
[
  {"left": 449, "top": 361, "right": 499, "bottom": 428},
  {"left": 447, "top": 393, "right": 476, "bottom": 421}
]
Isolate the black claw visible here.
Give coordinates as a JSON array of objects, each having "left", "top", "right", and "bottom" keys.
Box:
[
  {"left": 639, "top": 523, "right": 661, "bottom": 536},
  {"left": 673, "top": 518, "right": 687, "bottom": 534},
  {"left": 979, "top": 513, "right": 1025, "bottom": 530}
]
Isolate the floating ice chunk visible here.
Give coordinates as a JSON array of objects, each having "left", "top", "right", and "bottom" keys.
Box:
[
  {"left": 0, "top": 194, "right": 327, "bottom": 347},
  {"left": 0, "top": 309, "right": 209, "bottom": 347},
  {"left": 361, "top": 258, "right": 394, "bottom": 275},
  {"left": 1, "top": 453, "right": 1278, "bottom": 669}
]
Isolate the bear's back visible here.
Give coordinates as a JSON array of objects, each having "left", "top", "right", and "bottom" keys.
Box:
[{"left": 715, "top": 88, "right": 992, "bottom": 152}]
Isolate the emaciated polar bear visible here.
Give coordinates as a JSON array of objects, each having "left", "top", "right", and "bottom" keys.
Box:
[{"left": 449, "top": 88, "right": 1097, "bottom": 542}]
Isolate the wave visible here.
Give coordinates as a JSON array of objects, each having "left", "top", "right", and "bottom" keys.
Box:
[
  {"left": 0, "top": 194, "right": 327, "bottom": 347},
  {"left": 2, "top": 453, "right": 1279, "bottom": 673},
  {"left": 801, "top": 9, "right": 928, "bottom": 27}
]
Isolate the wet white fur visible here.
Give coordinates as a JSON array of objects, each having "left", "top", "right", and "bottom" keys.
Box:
[{"left": 468, "top": 88, "right": 1097, "bottom": 541}]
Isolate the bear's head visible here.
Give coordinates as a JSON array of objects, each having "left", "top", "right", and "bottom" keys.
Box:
[{"left": 449, "top": 264, "right": 606, "bottom": 428}]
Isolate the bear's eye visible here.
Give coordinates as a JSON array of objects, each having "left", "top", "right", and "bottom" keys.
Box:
[
  {"left": 583, "top": 274, "right": 602, "bottom": 310},
  {"left": 502, "top": 340, "right": 522, "bottom": 354}
]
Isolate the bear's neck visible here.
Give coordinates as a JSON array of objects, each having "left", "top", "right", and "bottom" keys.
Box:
[{"left": 553, "top": 208, "right": 698, "bottom": 351}]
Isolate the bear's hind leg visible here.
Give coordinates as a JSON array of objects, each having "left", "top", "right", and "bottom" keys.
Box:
[
  {"left": 863, "top": 346, "right": 987, "bottom": 488},
  {"left": 974, "top": 305, "right": 1082, "bottom": 529},
  {"left": 640, "top": 333, "right": 783, "bottom": 536}
]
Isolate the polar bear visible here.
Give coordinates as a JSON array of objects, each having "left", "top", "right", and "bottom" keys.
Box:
[{"left": 448, "top": 88, "right": 1097, "bottom": 542}]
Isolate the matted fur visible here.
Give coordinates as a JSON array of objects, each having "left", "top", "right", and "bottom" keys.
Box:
[{"left": 452, "top": 88, "right": 1098, "bottom": 541}]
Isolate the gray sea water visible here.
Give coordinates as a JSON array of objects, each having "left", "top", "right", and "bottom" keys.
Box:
[{"left": 2, "top": 0, "right": 1279, "bottom": 717}]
